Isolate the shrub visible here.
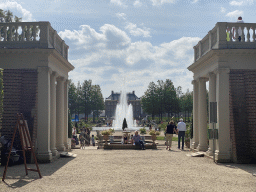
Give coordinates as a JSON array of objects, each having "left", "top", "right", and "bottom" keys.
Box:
[{"left": 140, "top": 127, "right": 147, "bottom": 134}]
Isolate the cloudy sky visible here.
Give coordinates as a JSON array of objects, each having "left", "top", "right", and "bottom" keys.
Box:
[{"left": 1, "top": 0, "right": 256, "bottom": 98}]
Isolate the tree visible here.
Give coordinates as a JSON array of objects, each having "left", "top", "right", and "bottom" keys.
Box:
[
  {"left": 68, "top": 80, "right": 77, "bottom": 116},
  {"left": 163, "top": 79, "right": 179, "bottom": 119},
  {"left": 81, "top": 80, "right": 93, "bottom": 121},
  {"left": 91, "top": 85, "right": 105, "bottom": 122},
  {"left": 141, "top": 82, "right": 158, "bottom": 119}
]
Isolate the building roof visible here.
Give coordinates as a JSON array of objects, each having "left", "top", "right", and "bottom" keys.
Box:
[{"left": 105, "top": 91, "right": 140, "bottom": 101}]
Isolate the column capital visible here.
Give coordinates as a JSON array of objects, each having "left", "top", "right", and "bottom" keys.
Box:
[
  {"left": 191, "top": 79, "right": 198, "bottom": 85},
  {"left": 56, "top": 76, "right": 65, "bottom": 82},
  {"left": 199, "top": 77, "right": 208, "bottom": 82}
]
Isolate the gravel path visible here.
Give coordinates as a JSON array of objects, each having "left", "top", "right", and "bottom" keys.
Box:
[{"left": 1, "top": 141, "right": 256, "bottom": 192}]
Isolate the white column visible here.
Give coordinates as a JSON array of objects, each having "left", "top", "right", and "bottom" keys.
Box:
[
  {"left": 56, "top": 77, "right": 66, "bottom": 151},
  {"left": 50, "top": 71, "right": 58, "bottom": 156},
  {"left": 191, "top": 80, "right": 199, "bottom": 149},
  {"left": 215, "top": 68, "right": 231, "bottom": 162},
  {"left": 197, "top": 77, "right": 208, "bottom": 151},
  {"left": 37, "top": 66, "right": 52, "bottom": 162},
  {"left": 206, "top": 72, "right": 216, "bottom": 156},
  {"left": 63, "top": 79, "right": 69, "bottom": 150}
]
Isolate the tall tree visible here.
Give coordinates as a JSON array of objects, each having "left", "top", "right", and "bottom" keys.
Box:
[
  {"left": 81, "top": 80, "right": 93, "bottom": 121},
  {"left": 141, "top": 82, "right": 158, "bottom": 119},
  {"left": 163, "top": 79, "right": 179, "bottom": 119},
  {"left": 68, "top": 80, "right": 77, "bottom": 116},
  {"left": 91, "top": 85, "right": 105, "bottom": 122}
]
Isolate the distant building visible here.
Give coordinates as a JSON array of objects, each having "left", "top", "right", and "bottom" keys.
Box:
[{"left": 105, "top": 91, "right": 142, "bottom": 119}]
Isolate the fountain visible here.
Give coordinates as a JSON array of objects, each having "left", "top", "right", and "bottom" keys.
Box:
[{"left": 112, "top": 89, "right": 135, "bottom": 130}]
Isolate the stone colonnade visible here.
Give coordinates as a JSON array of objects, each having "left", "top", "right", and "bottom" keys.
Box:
[
  {"left": 191, "top": 68, "right": 231, "bottom": 162},
  {"left": 37, "top": 66, "right": 69, "bottom": 162}
]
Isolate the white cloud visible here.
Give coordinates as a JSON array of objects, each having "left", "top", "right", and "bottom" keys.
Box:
[
  {"left": 133, "top": 0, "right": 143, "bottom": 7},
  {"left": 59, "top": 24, "right": 131, "bottom": 51},
  {"left": 0, "top": 1, "right": 34, "bottom": 21},
  {"left": 125, "top": 23, "right": 151, "bottom": 38},
  {"left": 226, "top": 10, "right": 243, "bottom": 18},
  {"left": 60, "top": 24, "right": 199, "bottom": 97},
  {"left": 230, "top": 1, "right": 244, "bottom": 6},
  {"left": 221, "top": 7, "right": 226, "bottom": 13},
  {"left": 229, "top": 0, "right": 254, "bottom": 6},
  {"left": 110, "top": 0, "right": 126, "bottom": 7},
  {"left": 116, "top": 12, "right": 126, "bottom": 20},
  {"left": 151, "top": 0, "right": 177, "bottom": 6}
]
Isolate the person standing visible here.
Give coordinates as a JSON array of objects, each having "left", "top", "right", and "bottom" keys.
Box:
[
  {"left": 165, "top": 121, "right": 177, "bottom": 150},
  {"left": 177, "top": 118, "right": 186, "bottom": 150},
  {"left": 233, "top": 16, "right": 244, "bottom": 41}
]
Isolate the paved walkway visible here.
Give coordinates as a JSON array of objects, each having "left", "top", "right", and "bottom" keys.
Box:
[{"left": 1, "top": 141, "right": 256, "bottom": 192}]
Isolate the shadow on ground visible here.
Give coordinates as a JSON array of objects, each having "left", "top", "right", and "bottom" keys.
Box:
[
  {"left": 217, "top": 163, "right": 256, "bottom": 176},
  {"left": 0, "top": 154, "right": 76, "bottom": 189}
]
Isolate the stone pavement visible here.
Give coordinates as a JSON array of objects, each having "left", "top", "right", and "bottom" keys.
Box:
[{"left": 1, "top": 141, "right": 256, "bottom": 192}]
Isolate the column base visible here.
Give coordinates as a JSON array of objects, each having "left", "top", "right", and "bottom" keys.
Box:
[
  {"left": 64, "top": 142, "right": 71, "bottom": 152},
  {"left": 56, "top": 144, "right": 66, "bottom": 152},
  {"left": 215, "top": 150, "right": 231, "bottom": 163},
  {"left": 50, "top": 148, "right": 59, "bottom": 156},
  {"left": 206, "top": 147, "right": 213, "bottom": 156},
  {"left": 37, "top": 151, "right": 53, "bottom": 163},
  {"left": 191, "top": 142, "right": 199, "bottom": 149},
  {"left": 197, "top": 144, "right": 208, "bottom": 152}
]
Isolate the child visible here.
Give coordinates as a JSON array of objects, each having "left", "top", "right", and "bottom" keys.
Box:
[
  {"left": 91, "top": 135, "right": 95, "bottom": 146},
  {"left": 79, "top": 134, "right": 85, "bottom": 149}
]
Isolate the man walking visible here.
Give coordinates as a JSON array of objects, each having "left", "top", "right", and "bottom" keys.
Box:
[{"left": 177, "top": 119, "right": 186, "bottom": 150}]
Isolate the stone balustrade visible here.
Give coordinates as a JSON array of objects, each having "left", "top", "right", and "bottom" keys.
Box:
[
  {"left": 0, "top": 22, "right": 68, "bottom": 60},
  {"left": 194, "top": 22, "right": 256, "bottom": 62}
]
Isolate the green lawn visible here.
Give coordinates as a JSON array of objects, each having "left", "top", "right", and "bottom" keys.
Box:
[{"left": 157, "top": 136, "right": 178, "bottom": 141}]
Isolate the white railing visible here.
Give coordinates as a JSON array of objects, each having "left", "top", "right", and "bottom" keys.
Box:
[
  {"left": 194, "top": 22, "right": 256, "bottom": 62},
  {"left": 0, "top": 22, "right": 69, "bottom": 60}
]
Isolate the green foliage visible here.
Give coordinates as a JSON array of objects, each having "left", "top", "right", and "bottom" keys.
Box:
[
  {"left": 139, "top": 127, "right": 147, "bottom": 134},
  {"left": 142, "top": 79, "right": 193, "bottom": 121},
  {"left": 101, "top": 129, "right": 111, "bottom": 136},
  {"left": 149, "top": 129, "right": 160, "bottom": 135},
  {"left": 159, "top": 122, "right": 168, "bottom": 132},
  {"left": 68, "top": 79, "right": 105, "bottom": 122},
  {"left": 122, "top": 118, "right": 128, "bottom": 131}
]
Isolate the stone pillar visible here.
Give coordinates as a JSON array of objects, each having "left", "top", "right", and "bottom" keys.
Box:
[
  {"left": 206, "top": 72, "right": 216, "bottom": 156},
  {"left": 197, "top": 77, "right": 208, "bottom": 151},
  {"left": 191, "top": 80, "right": 199, "bottom": 149},
  {"left": 215, "top": 68, "right": 231, "bottom": 162},
  {"left": 56, "top": 77, "right": 66, "bottom": 151},
  {"left": 50, "top": 71, "right": 58, "bottom": 156},
  {"left": 37, "top": 66, "right": 52, "bottom": 162},
  {"left": 63, "top": 79, "right": 69, "bottom": 150}
]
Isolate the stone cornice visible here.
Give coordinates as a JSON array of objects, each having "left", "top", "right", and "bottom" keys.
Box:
[
  {"left": 188, "top": 48, "right": 256, "bottom": 73},
  {"left": 0, "top": 48, "right": 74, "bottom": 72}
]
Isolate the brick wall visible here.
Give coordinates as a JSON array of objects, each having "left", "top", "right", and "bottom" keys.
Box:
[
  {"left": 1, "top": 69, "right": 38, "bottom": 148},
  {"left": 230, "top": 69, "right": 256, "bottom": 163}
]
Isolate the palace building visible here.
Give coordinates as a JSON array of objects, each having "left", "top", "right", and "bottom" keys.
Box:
[{"left": 105, "top": 91, "right": 142, "bottom": 119}]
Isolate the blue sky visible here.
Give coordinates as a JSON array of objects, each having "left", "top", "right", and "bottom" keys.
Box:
[{"left": 1, "top": 0, "right": 255, "bottom": 98}]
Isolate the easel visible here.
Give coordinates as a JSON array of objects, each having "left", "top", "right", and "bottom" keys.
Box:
[{"left": 2, "top": 113, "right": 42, "bottom": 181}]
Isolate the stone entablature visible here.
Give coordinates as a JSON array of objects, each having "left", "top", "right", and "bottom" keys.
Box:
[
  {"left": 0, "top": 22, "right": 68, "bottom": 60},
  {"left": 194, "top": 22, "right": 256, "bottom": 62}
]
